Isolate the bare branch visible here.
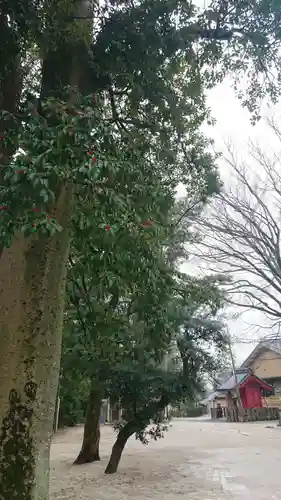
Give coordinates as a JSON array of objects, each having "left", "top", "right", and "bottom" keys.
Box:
[{"left": 195, "top": 123, "right": 281, "bottom": 323}]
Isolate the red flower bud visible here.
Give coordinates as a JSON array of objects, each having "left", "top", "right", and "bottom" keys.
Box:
[
  {"left": 91, "top": 157, "right": 97, "bottom": 162},
  {"left": 47, "top": 215, "right": 52, "bottom": 219},
  {"left": 105, "top": 225, "right": 111, "bottom": 231},
  {"left": 16, "top": 169, "right": 25, "bottom": 174},
  {"left": 142, "top": 220, "right": 153, "bottom": 227},
  {"left": 0, "top": 206, "right": 8, "bottom": 211}
]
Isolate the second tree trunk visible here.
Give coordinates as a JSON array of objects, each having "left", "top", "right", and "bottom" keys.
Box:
[
  {"left": 74, "top": 386, "right": 102, "bottom": 464},
  {"left": 104, "top": 422, "right": 137, "bottom": 474}
]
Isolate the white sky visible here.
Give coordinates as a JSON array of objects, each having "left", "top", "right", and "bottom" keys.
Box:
[
  {"left": 176, "top": 0, "right": 273, "bottom": 366},
  {"left": 176, "top": 0, "right": 280, "bottom": 366},
  {"left": 194, "top": 77, "right": 279, "bottom": 366}
]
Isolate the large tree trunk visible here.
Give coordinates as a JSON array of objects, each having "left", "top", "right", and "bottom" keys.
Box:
[
  {"left": 0, "top": 1, "right": 93, "bottom": 497},
  {"left": 74, "top": 387, "right": 102, "bottom": 464},
  {"left": 0, "top": 184, "right": 72, "bottom": 499},
  {"left": 105, "top": 422, "right": 137, "bottom": 474}
]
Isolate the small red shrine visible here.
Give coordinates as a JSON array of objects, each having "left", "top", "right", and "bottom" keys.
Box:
[
  {"left": 239, "top": 373, "right": 272, "bottom": 409},
  {"left": 217, "top": 368, "right": 273, "bottom": 409}
]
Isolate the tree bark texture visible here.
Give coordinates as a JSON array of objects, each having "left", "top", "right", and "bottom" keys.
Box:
[
  {"left": 105, "top": 423, "right": 137, "bottom": 474},
  {"left": 0, "top": 1, "right": 93, "bottom": 497},
  {"left": 0, "top": 184, "right": 73, "bottom": 500},
  {"left": 105, "top": 395, "right": 171, "bottom": 474},
  {"left": 74, "top": 387, "right": 102, "bottom": 464}
]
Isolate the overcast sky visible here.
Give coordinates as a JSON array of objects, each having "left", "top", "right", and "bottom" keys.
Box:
[
  {"left": 176, "top": 0, "right": 281, "bottom": 366},
  {"left": 197, "top": 77, "right": 279, "bottom": 365}
]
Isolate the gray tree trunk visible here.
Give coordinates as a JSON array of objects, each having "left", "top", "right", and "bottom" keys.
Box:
[
  {"left": 0, "top": 185, "right": 72, "bottom": 500},
  {"left": 74, "top": 387, "right": 102, "bottom": 464},
  {"left": 0, "top": 2, "right": 93, "bottom": 497}
]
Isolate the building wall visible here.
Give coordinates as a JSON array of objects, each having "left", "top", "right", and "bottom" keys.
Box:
[
  {"left": 249, "top": 349, "right": 281, "bottom": 380},
  {"left": 264, "top": 395, "right": 281, "bottom": 408},
  {"left": 217, "top": 396, "right": 227, "bottom": 408},
  {"left": 207, "top": 402, "right": 213, "bottom": 414},
  {"left": 207, "top": 396, "right": 227, "bottom": 413},
  {"left": 268, "top": 379, "right": 281, "bottom": 394}
]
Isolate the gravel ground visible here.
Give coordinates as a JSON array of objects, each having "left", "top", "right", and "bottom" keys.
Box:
[{"left": 50, "top": 418, "right": 281, "bottom": 500}]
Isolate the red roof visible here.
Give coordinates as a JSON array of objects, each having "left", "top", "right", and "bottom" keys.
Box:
[{"left": 239, "top": 374, "right": 273, "bottom": 391}]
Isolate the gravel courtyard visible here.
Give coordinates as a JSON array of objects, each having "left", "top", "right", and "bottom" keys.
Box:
[{"left": 50, "top": 418, "right": 281, "bottom": 500}]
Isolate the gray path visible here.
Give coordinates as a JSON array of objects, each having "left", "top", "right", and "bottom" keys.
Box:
[{"left": 50, "top": 418, "right": 281, "bottom": 499}]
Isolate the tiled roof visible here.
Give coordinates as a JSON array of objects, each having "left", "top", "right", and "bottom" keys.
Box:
[
  {"left": 240, "top": 337, "right": 281, "bottom": 369},
  {"left": 215, "top": 370, "right": 233, "bottom": 386},
  {"left": 200, "top": 391, "right": 218, "bottom": 405},
  {"left": 261, "top": 338, "right": 281, "bottom": 355},
  {"left": 216, "top": 369, "right": 248, "bottom": 391},
  {"left": 200, "top": 391, "right": 227, "bottom": 404}
]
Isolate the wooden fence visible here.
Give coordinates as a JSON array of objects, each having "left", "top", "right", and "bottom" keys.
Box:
[{"left": 211, "top": 406, "right": 280, "bottom": 422}]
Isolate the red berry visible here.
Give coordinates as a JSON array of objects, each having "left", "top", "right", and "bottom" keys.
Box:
[
  {"left": 47, "top": 215, "right": 52, "bottom": 219},
  {"left": 105, "top": 225, "right": 110, "bottom": 231},
  {"left": 91, "top": 157, "right": 97, "bottom": 162}
]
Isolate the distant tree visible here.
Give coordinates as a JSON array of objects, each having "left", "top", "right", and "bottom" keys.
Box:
[
  {"left": 197, "top": 120, "right": 281, "bottom": 325},
  {"left": 58, "top": 361, "right": 91, "bottom": 427}
]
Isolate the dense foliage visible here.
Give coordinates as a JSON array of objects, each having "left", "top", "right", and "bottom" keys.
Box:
[
  {"left": 2, "top": 1, "right": 281, "bottom": 238},
  {"left": 59, "top": 159, "right": 228, "bottom": 470}
]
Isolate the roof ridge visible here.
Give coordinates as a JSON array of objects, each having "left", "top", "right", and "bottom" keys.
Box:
[{"left": 240, "top": 337, "right": 281, "bottom": 369}]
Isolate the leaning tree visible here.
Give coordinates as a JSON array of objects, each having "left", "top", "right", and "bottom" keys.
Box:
[
  {"left": 64, "top": 170, "right": 176, "bottom": 465},
  {"left": 104, "top": 270, "right": 226, "bottom": 474}
]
